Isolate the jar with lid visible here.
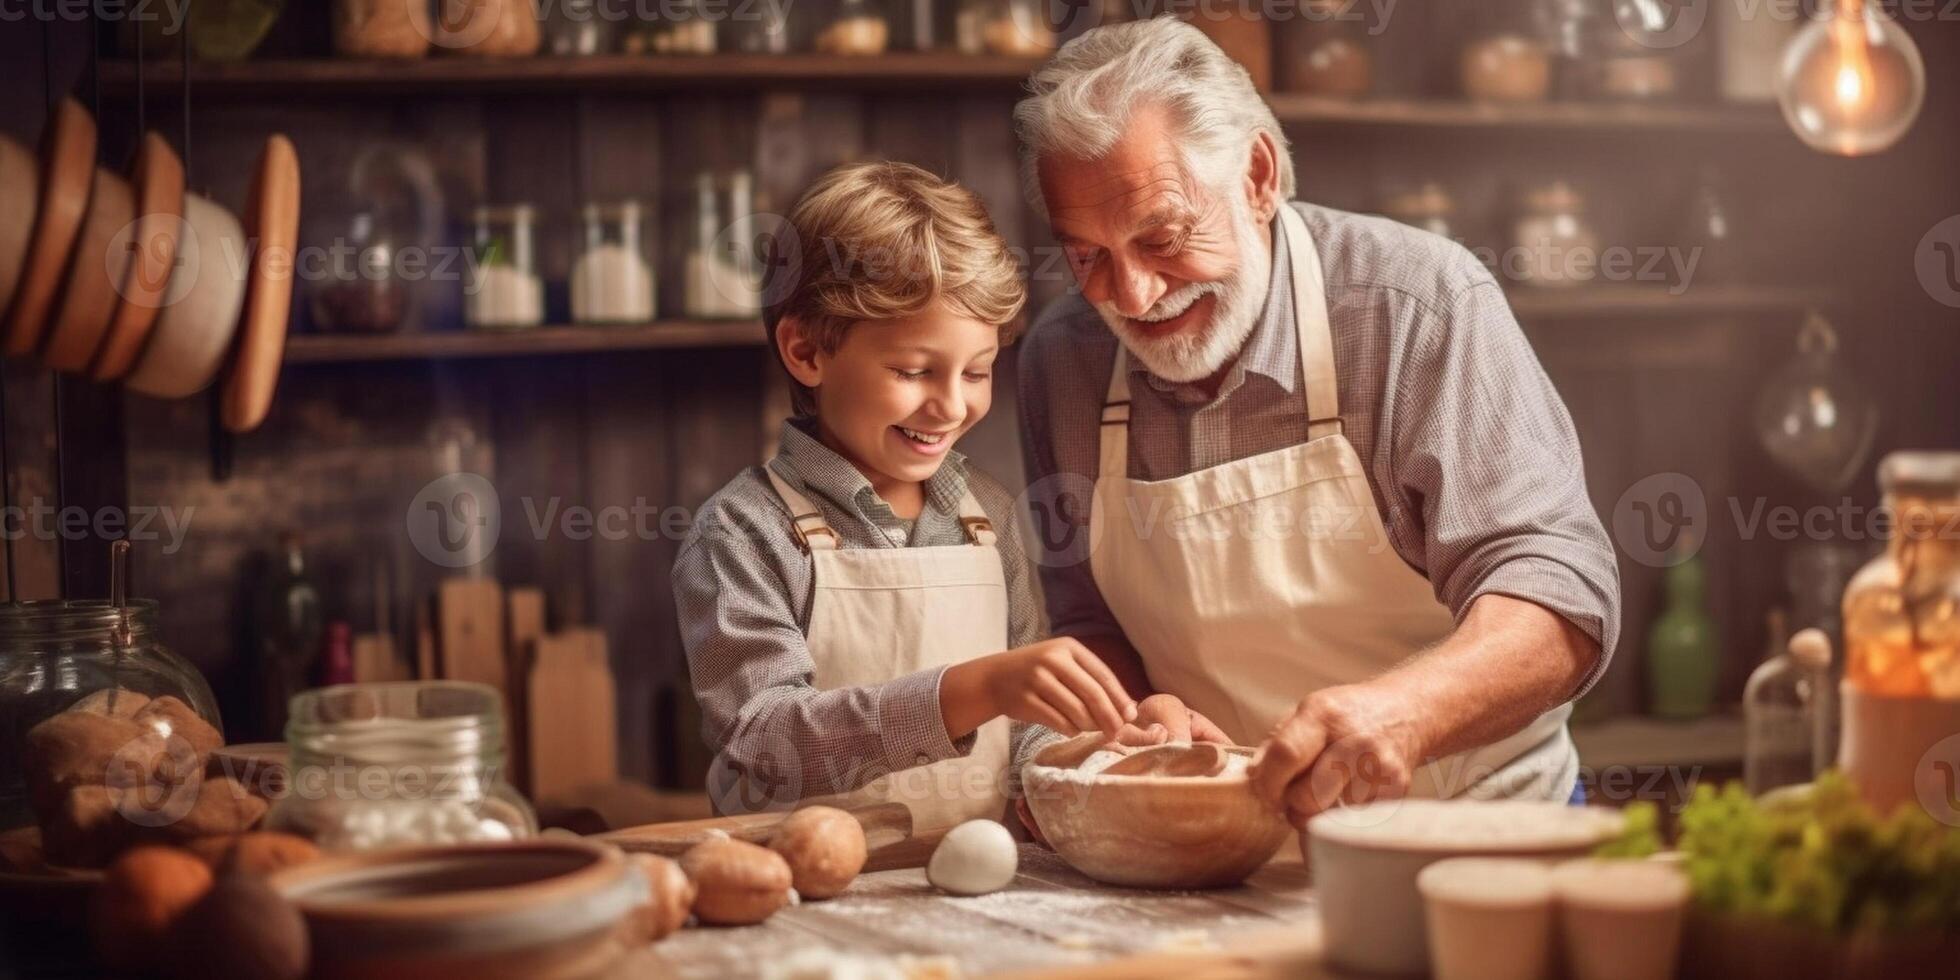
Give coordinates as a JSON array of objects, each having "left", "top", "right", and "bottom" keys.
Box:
[
  {"left": 265, "top": 682, "right": 536, "bottom": 852},
  {"left": 544, "top": 0, "right": 614, "bottom": 56},
  {"left": 1512, "top": 180, "right": 1597, "bottom": 288},
  {"left": 1380, "top": 181, "right": 1457, "bottom": 241},
  {"left": 334, "top": 0, "right": 433, "bottom": 58},
  {"left": 572, "top": 201, "right": 656, "bottom": 325},
  {"left": 816, "top": 0, "right": 891, "bottom": 55},
  {"left": 1, "top": 600, "right": 220, "bottom": 832},
  {"left": 1838, "top": 451, "right": 1960, "bottom": 815},
  {"left": 625, "top": 0, "right": 718, "bottom": 54},
  {"left": 1280, "top": 0, "right": 1373, "bottom": 98},
  {"left": 956, "top": 0, "right": 1057, "bottom": 57},
  {"left": 466, "top": 204, "right": 544, "bottom": 330},
  {"left": 1459, "top": 1, "right": 1553, "bottom": 103},
  {"left": 685, "top": 171, "right": 763, "bottom": 320},
  {"left": 435, "top": 0, "right": 544, "bottom": 58},
  {"left": 730, "top": 0, "right": 794, "bottom": 53},
  {"left": 310, "top": 212, "right": 411, "bottom": 333}
]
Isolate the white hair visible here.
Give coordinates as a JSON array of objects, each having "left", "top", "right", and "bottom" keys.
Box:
[{"left": 1013, "top": 16, "right": 1295, "bottom": 216}]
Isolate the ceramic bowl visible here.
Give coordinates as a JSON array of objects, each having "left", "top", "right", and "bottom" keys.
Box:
[
  {"left": 1308, "top": 799, "right": 1623, "bottom": 977},
  {"left": 124, "top": 193, "right": 246, "bottom": 399},
  {"left": 269, "top": 839, "right": 647, "bottom": 980},
  {"left": 40, "top": 166, "right": 134, "bottom": 372},
  {"left": 0, "top": 134, "right": 40, "bottom": 316},
  {"left": 1021, "top": 734, "right": 1290, "bottom": 889},
  {"left": 91, "top": 131, "right": 185, "bottom": 381},
  {"left": 5, "top": 98, "right": 95, "bottom": 356}
]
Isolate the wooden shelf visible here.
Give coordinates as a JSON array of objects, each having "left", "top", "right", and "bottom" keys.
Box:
[
  {"left": 98, "top": 53, "right": 1047, "bottom": 97},
  {"left": 281, "top": 320, "right": 765, "bottom": 364},
  {"left": 1269, "top": 94, "right": 1787, "bottom": 133},
  {"left": 1506, "top": 284, "right": 1828, "bottom": 320}
]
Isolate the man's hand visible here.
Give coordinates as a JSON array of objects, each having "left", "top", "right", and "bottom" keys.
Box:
[
  {"left": 1249, "top": 684, "right": 1427, "bottom": 828},
  {"left": 1121, "top": 693, "right": 1232, "bottom": 745},
  {"left": 942, "top": 639, "right": 1137, "bottom": 740}
]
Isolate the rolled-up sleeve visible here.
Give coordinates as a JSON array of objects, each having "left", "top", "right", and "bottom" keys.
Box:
[
  {"left": 1382, "top": 277, "right": 1622, "bottom": 697},
  {"left": 674, "top": 510, "right": 974, "bottom": 813}
]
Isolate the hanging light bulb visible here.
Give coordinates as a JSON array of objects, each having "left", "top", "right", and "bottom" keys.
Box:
[{"left": 1776, "top": 0, "right": 1925, "bottom": 155}]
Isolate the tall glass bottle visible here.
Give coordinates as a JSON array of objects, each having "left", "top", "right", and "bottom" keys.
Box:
[
  {"left": 1646, "top": 545, "right": 1720, "bottom": 719},
  {"left": 253, "top": 532, "right": 324, "bottom": 740},
  {"left": 1744, "top": 609, "right": 1814, "bottom": 795}
]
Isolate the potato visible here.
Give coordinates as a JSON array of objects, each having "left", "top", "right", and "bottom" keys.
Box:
[
  {"left": 630, "top": 853, "right": 697, "bottom": 941},
  {"left": 768, "top": 806, "right": 866, "bottom": 900},
  {"left": 91, "top": 846, "right": 214, "bottom": 971},
  {"left": 678, "top": 837, "right": 792, "bottom": 926}
]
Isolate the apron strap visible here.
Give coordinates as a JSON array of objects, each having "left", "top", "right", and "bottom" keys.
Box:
[
  {"left": 763, "top": 465, "right": 840, "bottom": 552},
  {"left": 1278, "top": 204, "right": 1343, "bottom": 441},
  {"left": 1094, "top": 203, "right": 1343, "bottom": 478},
  {"left": 764, "top": 463, "right": 997, "bottom": 550}
]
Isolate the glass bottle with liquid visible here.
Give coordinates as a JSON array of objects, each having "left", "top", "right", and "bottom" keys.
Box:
[
  {"left": 1646, "top": 544, "right": 1720, "bottom": 720},
  {"left": 1744, "top": 610, "right": 1832, "bottom": 795}
]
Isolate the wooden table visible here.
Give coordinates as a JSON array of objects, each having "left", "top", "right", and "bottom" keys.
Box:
[{"left": 625, "top": 846, "right": 1335, "bottom": 979}]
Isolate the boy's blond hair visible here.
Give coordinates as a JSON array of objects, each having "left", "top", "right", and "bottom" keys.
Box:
[{"left": 763, "top": 162, "right": 1027, "bottom": 415}]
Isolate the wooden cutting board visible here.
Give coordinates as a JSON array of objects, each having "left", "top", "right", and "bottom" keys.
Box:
[
  {"left": 437, "top": 577, "right": 506, "bottom": 699},
  {"left": 527, "top": 627, "right": 616, "bottom": 803}
]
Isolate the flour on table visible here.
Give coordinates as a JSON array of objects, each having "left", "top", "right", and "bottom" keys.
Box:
[
  {"left": 759, "top": 950, "right": 962, "bottom": 980},
  {"left": 1070, "top": 745, "right": 1252, "bottom": 778}
]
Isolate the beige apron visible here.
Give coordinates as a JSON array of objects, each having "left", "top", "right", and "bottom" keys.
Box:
[
  {"left": 763, "top": 467, "right": 1013, "bottom": 832},
  {"left": 1086, "top": 205, "right": 1576, "bottom": 801}
]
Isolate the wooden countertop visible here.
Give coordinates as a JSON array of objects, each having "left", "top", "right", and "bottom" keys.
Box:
[{"left": 626, "top": 845, "right": 1335, "bottom": 979}]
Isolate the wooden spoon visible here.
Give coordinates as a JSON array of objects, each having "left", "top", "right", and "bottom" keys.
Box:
[{"left": 1101, "top": 742, "right": 1230, "bottom": 778}]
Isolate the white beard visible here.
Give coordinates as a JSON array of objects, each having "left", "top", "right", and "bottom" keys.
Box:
[{"left": 1094, "top": 197, "right": 1272, "bottom": 385}]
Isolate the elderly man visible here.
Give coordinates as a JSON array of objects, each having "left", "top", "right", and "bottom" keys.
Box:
[{"left": 1012, "top": 18, "right": 1621, "bottom": 827}]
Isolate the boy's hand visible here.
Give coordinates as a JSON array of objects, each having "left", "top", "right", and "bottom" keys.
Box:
[
  {"left": 943, "top": 639, "right": 1136, "bottom": 739},
  {"left": 1133, "top": 693, "right": 1233, "bottom": 745}
]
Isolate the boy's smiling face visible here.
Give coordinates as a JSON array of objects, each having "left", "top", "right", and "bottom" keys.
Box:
[{"left": 783, "top": 300, "right": 1000, "bottom": 505}]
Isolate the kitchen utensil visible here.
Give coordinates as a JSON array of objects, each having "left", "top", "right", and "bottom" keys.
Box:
[
  {"left": 0, "top": 135, "right": 41, "bottom": 316},
  {"left": 504, "top": 587, "right": 546, "bottom": 792},
  {"left": 1307, "top": 799, "right": 1624, "bottom": 976},
  {"left": 5, "top": 99, "right": 96, "bottom": 356},
  {"left": 1551, "top": 858, "right": 1690, "bottom": 980},
  {"left": 1021, "top": 734, "right": 1288, "bottom": 889},
  {"left": 437, "top": 577, "right": 507, "bottom": 700},
  {"left": 90, "top": 133, "right": 185, "bottom": 381},
  {"left": 39, "top": 164, "right": 133, "bottom": 372},
  {"left": 526, "top": 628, "right": 615, "bottom": 804},
  {"left": 601, "top": 802, "right": 914, "bottom": 859},
  {"left": 124, "top": 193, "right": 248, "bottom": 398},
  {"left": 1418, "top": 857, "right": 1555, "bottom": 980},
  {"left": 1099, "top": 742, "right": 1229, "bottom": 778},
  {"left": 221, "top": 134, "right": 300, "bottom": 433},
  {"left": 269, "top": 840, "right": 643, "bottom": 980},
  {"left": 1754, "top": 312, "right": 1879, "bottom": 495}
]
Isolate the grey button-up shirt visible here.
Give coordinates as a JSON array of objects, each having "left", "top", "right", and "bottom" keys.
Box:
[
  {"left": 1018, "top": 201, "right": 1621, "bottom": 695},
  {"left": 674, "top": 419, "right": 1051, "bottom": 809}
]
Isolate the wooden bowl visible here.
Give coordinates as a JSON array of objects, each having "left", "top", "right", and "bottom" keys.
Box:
[
  {"left": 91, "top": 132, "right": 185, "bottom": 381},
  {"left": 1021, "top": 734, "right": 1289, "bottom": 889},
  {"left": 124, "top": 193, "right": 247, "bottom": 399},
  {"left": 4, "top": 98, "right": 96, "bottom": 356},
  {"left": 268, "top": 840, "right": 646, "bottom": 980},
  {"left": 222, "top": 134, "right": 300, "bottom": 433},
  {"left": 0, "top": 134, "right": 41, "bottom": 316},
  {"left": 39, "top": 165, "right": 134, "bottom": 372}
]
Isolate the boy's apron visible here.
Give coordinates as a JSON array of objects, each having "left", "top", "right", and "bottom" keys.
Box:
[
  {"left": 1085, "top": 204, "right": 1575, "bottom": 801},
  {"left": 764, "top": 467, "right": 1013, "bottom": 831}
]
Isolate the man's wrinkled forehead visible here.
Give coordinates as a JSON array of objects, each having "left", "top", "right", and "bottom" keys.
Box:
[{"left": 1041, "top": 155, "right": 1198, "bottom": 242}]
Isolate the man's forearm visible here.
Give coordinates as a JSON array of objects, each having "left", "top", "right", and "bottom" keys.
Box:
[{"left": 1369, "top": 593, "right": 1599, "bottom": 764}]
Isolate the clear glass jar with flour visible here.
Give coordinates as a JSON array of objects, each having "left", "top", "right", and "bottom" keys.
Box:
[
  {"left": 684, "top": 171, "right": 763, "bottom": 320},
  {"left": 466, "top": 204, "right": 545, "bottom": 330},
  {"left": 572, "top": 201, "right": 656, "bottom": 325}
]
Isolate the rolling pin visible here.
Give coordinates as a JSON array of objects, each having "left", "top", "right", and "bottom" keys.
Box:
[{"left": 599, "top": 802, "right": 931, "bottom": 871}]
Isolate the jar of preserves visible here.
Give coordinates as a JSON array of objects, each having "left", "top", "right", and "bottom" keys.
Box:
[
  {"left": 265, "top": 682, "right": 536, "bottom": 852},
  {"left": 955, "top": 0, "right": 1056, "bottom": 57},
  {"left": 1280, "top": 1, "right": 1373, "bottom": 98},
  {"left": 1, "top": 600, "right": 221, "bottom": 835},
  {"left": 434, "top": 0, "right": 543, "bottom": 58},
  {"left": 1512, "top": 180, "right": 1597, "bottom": 288},
  {"left": 1838, "top": 451, "right": 1960, "bottom": 814},
  {"left": 334, "top": 0, "right": 433, "bottom": 59},
  {"left": 816, "top": 0, "right": 891, "bottom": 55}
]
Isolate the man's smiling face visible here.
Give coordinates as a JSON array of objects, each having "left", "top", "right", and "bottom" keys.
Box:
[{"left": 1039, "top": 103, "right": 1275, "bottom": 384}]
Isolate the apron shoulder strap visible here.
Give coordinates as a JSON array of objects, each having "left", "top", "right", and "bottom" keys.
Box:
[
  {"left": 1097, "top": 348, "right": 1132, "bottom": 481},
  {"left": 762, "top": 464, "right": 840, "bottom": 552},
  {"left": 1278, "top": 204, "right": 1343, "bottom": 441},
  {"left": 954, "top": 488, "right": 998, "bottom": 548}
]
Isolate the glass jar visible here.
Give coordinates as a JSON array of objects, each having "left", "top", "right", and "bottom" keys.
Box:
[
  {"left": 1280, "top": 1, "right": 1373, "bottom": 97},
  {"left": 624, "top": 0, "right": 718, "bottom": 54},
  {"left": 1, "top": 601, "right": 220, "bottom": 832},
  {"left": 310, "top": 212, "right": 411, "bottom": 333},
  {"left": 266, "top": 682, "right": 534, "bottom": 852},
  {"left": 816, "top": 0, "right": 891, "bottom": 55},
  {"left": 1842, "top": 453, "right": 1960, "bottom": 700},
  {"left": 435, "top": 0, "right": 543, "bottom": 58},
  {"left": 731, "top": 0, "right": 794, "bottom": 53},
  {"left": 684, "top": 171, "right": 762, "bottom": 320},
  {"left": 956, "top": 0, "right": 1056, "bottom": 57},
  {"left": 334, "top": 0, "right": 433, "bottom": 58},
  {"left": 466, "top": 204, "right": 544, "bottom": 330},
  {"left": 1381, "top": 181, "right": 1457, "bottom": 240},
  {"left": 1512, "top": 180, "right": 1597, "bottom": 288},
  {"left": 544, "top": 0, "right": 613, "bottom": 56},
  {"left": 572, "top": 201, "right": 656, "bottom": 325}
]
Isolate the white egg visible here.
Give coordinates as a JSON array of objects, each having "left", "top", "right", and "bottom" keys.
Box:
[{"left": 926, "top": 819, "right": 1018, "bottom": 896}]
